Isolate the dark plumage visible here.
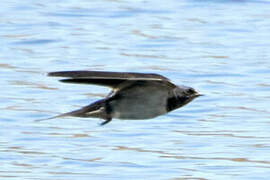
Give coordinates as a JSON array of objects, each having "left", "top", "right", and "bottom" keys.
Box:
[{"left": 44, "top": 71, "right": 201, "bottom": 125}]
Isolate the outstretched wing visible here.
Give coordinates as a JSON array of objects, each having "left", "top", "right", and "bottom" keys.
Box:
[{"left": 48, "top": 71, "right": 169, "bottom": 88}]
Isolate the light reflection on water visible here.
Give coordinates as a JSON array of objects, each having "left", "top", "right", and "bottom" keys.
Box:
[{"left": 1, "top": 0, "right": 270, "bottom": 179}]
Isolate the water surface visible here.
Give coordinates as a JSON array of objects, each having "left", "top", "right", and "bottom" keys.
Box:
[{"left": 1, "top": 0, "right": 270, "bottom": 179}]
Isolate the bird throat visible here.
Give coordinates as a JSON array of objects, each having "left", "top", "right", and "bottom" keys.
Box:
[{"left": 166, "top": 96, "right": 189, "bottom": 112}]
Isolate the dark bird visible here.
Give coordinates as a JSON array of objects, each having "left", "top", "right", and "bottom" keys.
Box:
[{"left": 44, "top": 71, "right": 202, "bottom": 125}]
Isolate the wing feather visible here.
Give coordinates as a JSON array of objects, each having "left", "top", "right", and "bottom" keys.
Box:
[
  {"left": 48, "top": 71, "right": 170, "bottom": 88},
  {"left": 59, "top": 78, "right": 125, "bottom": 88},
  {"left": 48, "top": 71, "right": 168, "bottom": 80}
]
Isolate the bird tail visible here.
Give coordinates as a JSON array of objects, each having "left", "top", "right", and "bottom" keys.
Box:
[
  {"left": 35, "top": 109, "right": 86, "bottom": 122},
  {"left": 35, "top": 99, "right": 106, "bottom": 122}
]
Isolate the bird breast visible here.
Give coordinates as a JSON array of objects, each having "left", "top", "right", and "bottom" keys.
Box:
[{"left": 109, "top": 83, "right": 169, "bottom": 119}]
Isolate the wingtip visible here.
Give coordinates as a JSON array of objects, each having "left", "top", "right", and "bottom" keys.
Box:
[
  {"left": 47, "top": 71, "right": 62, "bottom": 77},
  {"left": 47, "top": 71, "right": 92, "bottom": 78}
]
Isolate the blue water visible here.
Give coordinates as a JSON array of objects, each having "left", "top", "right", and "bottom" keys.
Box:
[{"left": 1, "top": 0, "right": 270, "bottom": 179}]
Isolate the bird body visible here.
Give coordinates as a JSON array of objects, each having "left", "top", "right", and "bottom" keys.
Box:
[
  {"left": 46, "top": 71, "right": 201, "bottom": 125},
  {"left": 109, "top": 80, "right": 169, "bottom": 119}
]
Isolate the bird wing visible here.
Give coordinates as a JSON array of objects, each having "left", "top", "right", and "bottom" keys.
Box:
[{"left": 48, "top": 71, "right": 170, "bottom": 88}]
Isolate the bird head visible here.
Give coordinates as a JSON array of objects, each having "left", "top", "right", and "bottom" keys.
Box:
[{"left": 167, "top": 85, "right": 202, "bottom": 112}]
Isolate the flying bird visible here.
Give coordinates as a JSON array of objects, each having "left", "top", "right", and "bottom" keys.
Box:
[{"left": 44, "top": 71, "right": 201, "bottom": 125}]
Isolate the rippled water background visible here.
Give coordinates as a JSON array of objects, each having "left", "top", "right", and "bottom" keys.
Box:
[{"left": 1, "top": 0, "right": 270, "bottom": 179}]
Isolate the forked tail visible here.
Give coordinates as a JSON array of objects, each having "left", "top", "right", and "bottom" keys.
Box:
[{"left": 35, "top": 99, "right": 106, "bottom": 122}]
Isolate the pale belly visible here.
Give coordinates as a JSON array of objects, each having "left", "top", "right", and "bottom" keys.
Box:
[{"left": 109, "top": 85, "right": 168, "bottom": 120}]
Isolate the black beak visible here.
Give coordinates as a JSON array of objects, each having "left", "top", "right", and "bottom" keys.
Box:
[{"left": 194, "top": 93, "right": 204, "bottom": 98}]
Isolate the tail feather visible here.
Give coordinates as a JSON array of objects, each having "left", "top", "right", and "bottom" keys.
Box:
[
  {"left": 35, "top": 109, "right": 85, "bottom": 122},
  {"left": 35, "top": 99, "right": 106, "bottom": 122}
]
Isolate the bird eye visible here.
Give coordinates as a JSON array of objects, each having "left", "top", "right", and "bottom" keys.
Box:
[{"left": 187, "top": 88, "right": 195, "bottom": 94}]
